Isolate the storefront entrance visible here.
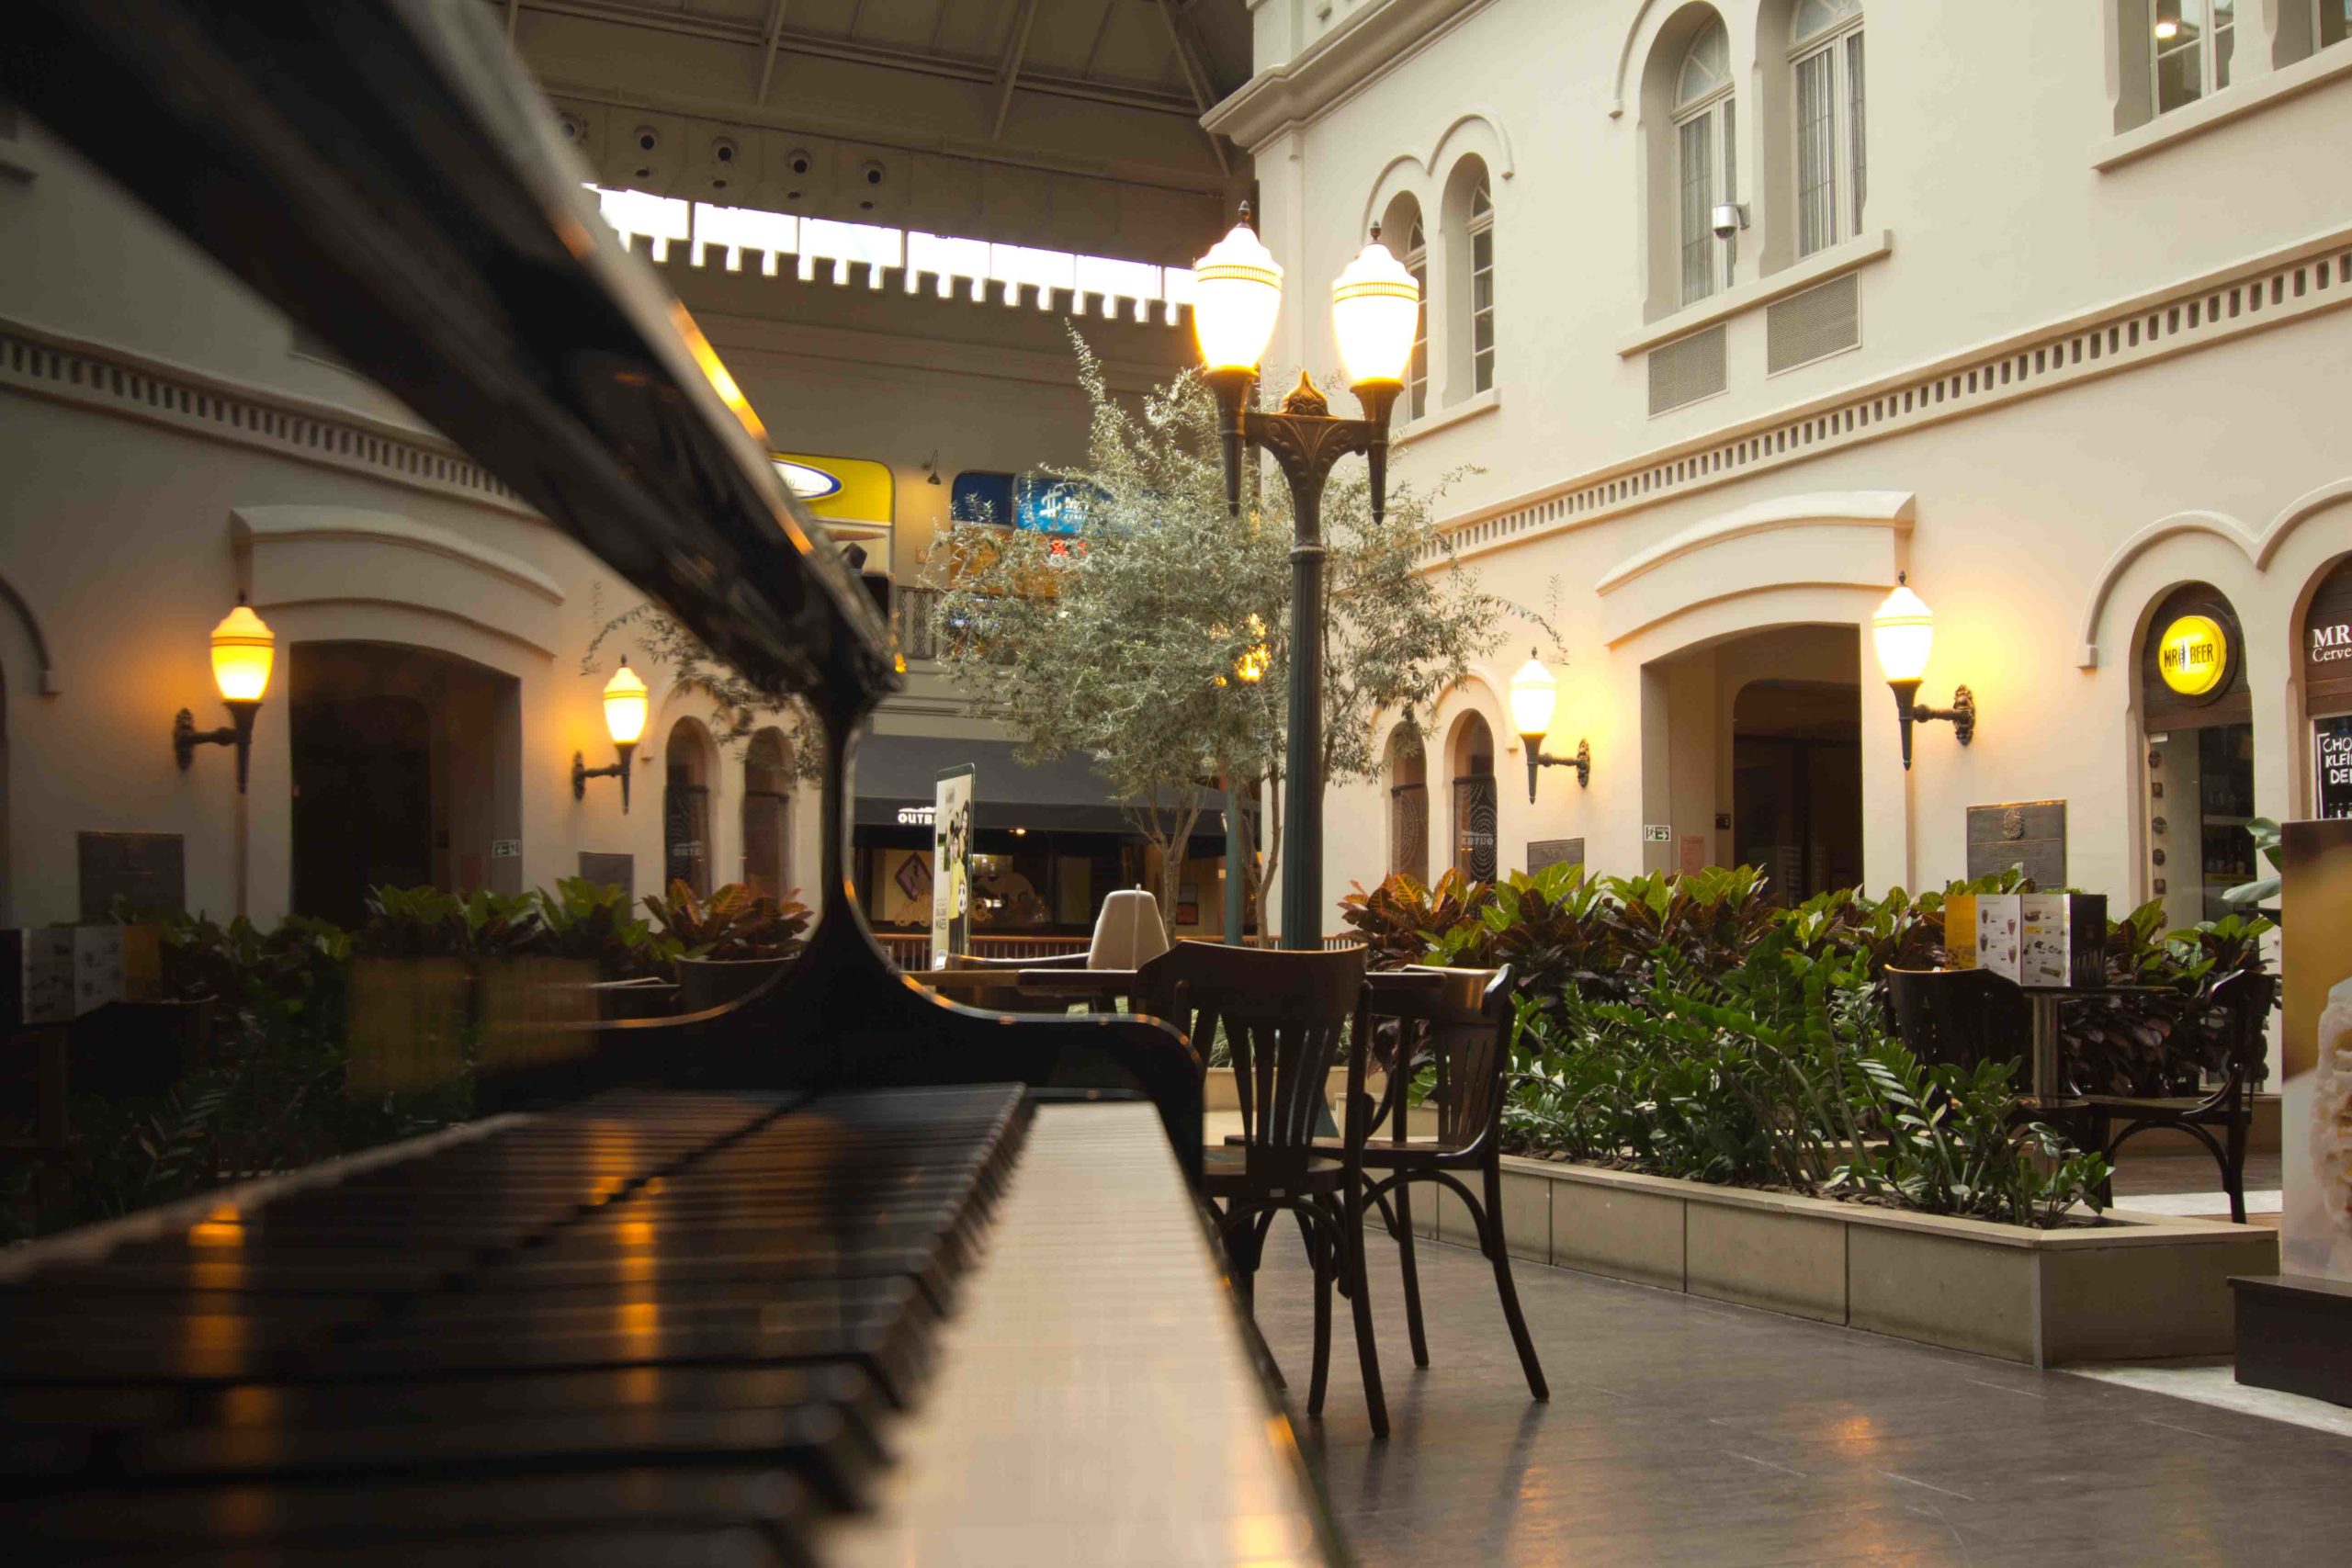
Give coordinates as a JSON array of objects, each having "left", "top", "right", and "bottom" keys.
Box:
[
  {"left": 2139, "top": 583, "right": 2256, "bottom": 930},
  {"left": 1731, "top": 680, "right": 1863, "bottom": 903},
  {"left": 288, "top": 642, "right": 521, "bottom": 927}
]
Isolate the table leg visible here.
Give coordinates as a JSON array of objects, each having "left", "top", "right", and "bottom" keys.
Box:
[{"left": 2030, "top": 992, "right": 2064, "bottom": 1104}]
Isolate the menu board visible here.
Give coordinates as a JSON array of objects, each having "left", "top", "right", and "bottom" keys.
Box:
[
  {"left": 2316, "top": 716, "right": 2352, "bottom": 820},
  {"left": 928, "top": 764, "right": 974, "bottom": 970}
]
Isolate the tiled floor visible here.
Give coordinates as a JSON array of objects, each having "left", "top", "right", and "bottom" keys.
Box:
[{"left": 1247, "top": 1231, "right": 2352, "bottom": 1566}]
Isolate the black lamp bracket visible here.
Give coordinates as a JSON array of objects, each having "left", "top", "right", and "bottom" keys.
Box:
[
  {"left": 174, "top": 699, "right": 260, "bottom": 794},
  {"left": 572, "top": 741, "right": 638, "bottom": 812},
  {"left": 1889, "top": 681, "right": 1976, "bottom": 769},
  {"left": 1523, "top": 738, "right": 1592, "bottom": 801}
]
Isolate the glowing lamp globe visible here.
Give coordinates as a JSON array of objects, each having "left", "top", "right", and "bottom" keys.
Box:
[
  {"left": 1508, "top": 649, "right": 1559, "bottom": 741},
  {"left": 1191, "top": 220, "right": 1283, "bottom": 375},
  {"left": 1330, "top": 233, "right": 1420, "bottom": 389},
  {"left": 1871, "top": 581, "right": 1936, "bottom": 685},
  {"left": 209, "top": 602, "right": 276, "bottom": 704},
  {"left": 602, "top": 660, "right": 650, "bottom": 746}
]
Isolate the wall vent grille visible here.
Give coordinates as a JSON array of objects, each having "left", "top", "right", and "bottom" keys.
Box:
[
  {"left": 1766, "top": 273, "right": 1860, "bottom": 374},
  {"left": 1648, "top": 324, "right": 1727, "bottom": 415}
]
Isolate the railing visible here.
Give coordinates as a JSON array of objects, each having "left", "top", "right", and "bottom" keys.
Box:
[
  {"left": 875, "top": 930, "right": 1358, "bottom": 967},
  {"left": 875, "top": 931, "right": 1092, "bottom": 968}
]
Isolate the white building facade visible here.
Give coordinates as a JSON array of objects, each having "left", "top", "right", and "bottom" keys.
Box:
[{"left": 1209, "top": 0, "right": 2352, "bottom": 933}]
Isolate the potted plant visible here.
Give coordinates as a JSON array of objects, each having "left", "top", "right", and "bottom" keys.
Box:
[
  {"left": 643, "top": 880, "right": 813, "bottom": 1012},
  {"left": 531, "top": 877, "right": 683, "bottom": 1019}
]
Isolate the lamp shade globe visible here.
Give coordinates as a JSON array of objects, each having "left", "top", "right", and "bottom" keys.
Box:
[
  {"left": 1508, "top": 649, "right": 1559, "bottom": 740},
  {"left": 1871, "top": 581, "right": 1936, "bottom": 684},
  {"left": 602, "top": 660, "right": 650, "bottom": 746},
  {"left": 1330, "top": 233, "right": 1419, "bottom": 388},
  {"left": 1191, "top": 220, "right": 1283, "bottom": 375},
  {"left": 209, "top": 601, "right": 276, "bottom": 703}
]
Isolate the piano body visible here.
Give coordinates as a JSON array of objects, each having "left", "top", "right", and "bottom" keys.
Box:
[{"left": 0, "top": 3, "right": 1339, "bottom": 1562}]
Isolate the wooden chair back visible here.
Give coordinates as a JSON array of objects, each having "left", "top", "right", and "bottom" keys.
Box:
[
  {"left": 1381, "top": 966, "right": 1515, "bottom": 1156},
  {"left": 1883, "top": 965, "right": 2032, "bottom": 1073},
  {"left": 1136, "top": 943, "right": 1367, "bottom": 1172}
]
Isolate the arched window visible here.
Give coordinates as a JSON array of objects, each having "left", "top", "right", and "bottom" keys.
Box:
[
  {"left": 1380, "top": 192, "right": 1430, "bottom": 422},
  {"left": 1675, "top": 19, "right": 1736, "bottom": 304},
  {"left": 1448, "top": 712, "right": 1498, "bottom": 883},
  {"left": 1791, "top": 0, "right": 1864, "bottom": 255},
  {"left": 662, "top": 716, "right": 716, "bottom": 897},
  {"left": 1408, "top": 215, "right": 1431, "bottom": 417},
  {"left": 1385, "top": 726, "right": 1429, "bottom": 883},
  {"left": 741, "top": 727, "right": 793, "bottom": 901},
  {"left": 1441, "top": 157, "right": 1496, "bottom": 403}
]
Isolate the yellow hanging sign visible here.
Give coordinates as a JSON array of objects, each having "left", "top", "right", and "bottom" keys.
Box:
[
  {"left": 2157, "top": 614, "right": 2229, "bottom": 697},
  {"left": 769, "top": 452, "right": 894, "bottom": 525}
]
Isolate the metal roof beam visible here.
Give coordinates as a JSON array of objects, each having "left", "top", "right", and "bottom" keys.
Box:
[{"left": 991, "top": 0, "right": 1043, "bottom": 141}]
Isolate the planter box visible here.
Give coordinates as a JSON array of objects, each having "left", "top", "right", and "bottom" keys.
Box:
[
  {"left": 676, "top": 955, "right": 790, "bottom": 1014},
  {"left": 1415, "top": 1155, "right": 2276, "bottom": 1367}
]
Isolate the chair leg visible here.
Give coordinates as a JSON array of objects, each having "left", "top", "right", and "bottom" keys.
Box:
[
  {"left": 1392, "top": 1179, "right": 1430, "bottom": 1369},
  {"left": 1482, "top": 1164, "right": 1548, "bottom": 1401},
  {"left": 1303, "top": 1204, "right": 1334, "bottom": 1419},
  {"left": 2223, "top": 1115, "right": 2250, "bottom": 1226},
  {"left": 1339, "top": 1190, "right": 1390, "bottom": 1440}
]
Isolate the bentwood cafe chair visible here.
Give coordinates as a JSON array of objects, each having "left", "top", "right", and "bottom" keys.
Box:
[{"left": 1135, "top": 942, "right": 1389, "bottom": 1438}]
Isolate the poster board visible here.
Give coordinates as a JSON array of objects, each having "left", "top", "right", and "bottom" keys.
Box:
[
  {"left": 2282, "top": 818, "right": 2352, "bottom": 1282},
  {"left": 928, "top": 764, "right": 974, "bottom": 970}
]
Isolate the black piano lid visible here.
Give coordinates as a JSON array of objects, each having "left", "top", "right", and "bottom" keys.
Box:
[{"left": 1, "top": 0, "right": 896, "bottom": 714}]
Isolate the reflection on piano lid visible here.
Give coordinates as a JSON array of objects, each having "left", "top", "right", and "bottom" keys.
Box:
[{"left": 0, "top": 0, "right": 1204, "bottom": 1168}]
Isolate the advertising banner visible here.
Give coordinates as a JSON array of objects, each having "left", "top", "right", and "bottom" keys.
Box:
[
  {"left": 2281, "top": 818, "right": 2352, "bottom": 1283},
  {"left": 928, "top": 764, "right": 974, "bottom": 971}
]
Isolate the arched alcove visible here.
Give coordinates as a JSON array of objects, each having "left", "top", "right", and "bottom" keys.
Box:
[
  {"left": 742, "top": 726, "right": 794, "bottom": 900},
  {"left": 1385, "top": 724, "right": 1429, "bottom": 883},
  {"left": 1446, "top": 710, "right": 1498, "bottom": 881},
  {"left": 662, "top": 716, "right": 718, "bottom": 896}
]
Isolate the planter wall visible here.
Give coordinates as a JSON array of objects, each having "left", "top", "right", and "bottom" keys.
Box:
[{"left": 1409, "top": 1155, "right": 2276, "bottom": 1367}]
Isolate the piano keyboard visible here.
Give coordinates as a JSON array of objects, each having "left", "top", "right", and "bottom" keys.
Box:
[{"left": 0, "top": 1088, "right": 1332, "bottom": 1565}]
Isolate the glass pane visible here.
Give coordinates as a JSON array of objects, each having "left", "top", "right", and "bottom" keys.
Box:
[
  {"left": 1679, "top": 111, "right": 1714, "bottom": 304},
  {"left": 1676, "top": 20, "right": 1730, "bottom": 109},
  {"left": 1471, "top": 179, "right": 1491, "bottom": 219},
  {"left": 1473, "top": 271, "right": 1492, "bottom": 313},
  {"left": 1793, "top": 0, "right": 1862, "bottom": 45},
  {"left": 1474, "top": 346, "right": 1494, "bottom": 394},
  {"left": 1473, "top": 310, "right": 1493, "bottom": 353},
  {"left": 2155, "top": 41, "right": 2203, "bottom": 113},
  {"left": 1848, "top": 32, "right": 1866, "bottom": 232},
  {"left": 1796, "top": 49, "right": 1836, "bottom": 256},
  {"left": 2326, "top": 1, "right": 2351, "bottom": 48},
  {"left": 1473, "top": 229, "right": 1492, "bottom": 272},
  {"left": 2213, "top": 9, "right": 2234, "bottom": 90}
]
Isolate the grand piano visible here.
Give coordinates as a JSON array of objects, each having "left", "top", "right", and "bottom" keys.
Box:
[{"left": 0, "top": 4, "right": 1339, "bottom": 1562}]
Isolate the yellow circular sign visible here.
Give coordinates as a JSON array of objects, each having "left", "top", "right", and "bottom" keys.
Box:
[{"left": 2157, "top": 614, "right": 2229, "bottom": 697}]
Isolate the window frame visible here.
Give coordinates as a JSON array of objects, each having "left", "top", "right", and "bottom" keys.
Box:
[
  {"left": 2151, "top": 1, "right": 2238, "bottom": 116},
  {"left": 1466, "top": 182, "right": 1496, "bottom": 394},
  {"left": 1790, "top": 5, "right": 1865, "bottom": 259},
  {"left": 1405, "top": 218, "right": 1430, "bottom": 421},
  {"left": 1674, "top": 79, "right": 1736, "bottom": 306}
]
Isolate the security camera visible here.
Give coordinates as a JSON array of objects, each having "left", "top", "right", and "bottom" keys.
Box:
[{"left": 1711, "top": 202, "right": 1748, "bottom": 240}]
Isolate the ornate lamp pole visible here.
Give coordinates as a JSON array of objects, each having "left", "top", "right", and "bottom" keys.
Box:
[{"left": 1192, "top": 207, "right": 1419, "bottom": 948}]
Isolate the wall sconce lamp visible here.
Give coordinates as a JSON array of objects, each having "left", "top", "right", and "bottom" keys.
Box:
[
  {"left": 1872, "top": 575, "right": 1976, "bottom": 770},
  {"left": 922, "top": 449, "right": 943, "bottom": 486},
  {"left": 1509, "top": 649, "right": 1590, "bottom": 800},
  {"left": 175, "top": 597, "right": 274, "bottom": 793},
  {"left": 574, "top": 659, "right": 649, "bottom": 811}
]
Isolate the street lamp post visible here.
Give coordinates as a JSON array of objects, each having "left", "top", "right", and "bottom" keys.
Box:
[{"left": 1193, "top": 206, "right": 1419, "bottom": 949}]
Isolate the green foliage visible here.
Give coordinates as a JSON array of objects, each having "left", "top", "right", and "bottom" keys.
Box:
[
  {"left": 2222, "top": 816, "right": 2283, "bottom": 913},
  {"left": 640, "top": 879, "right": 812, "bottom": 962},
  {"left": 354, "top": 886, "right": 546, "bottom": 961},
  {"left": 1338, "top": 869, "right": 1495, "bottom": 969},
  {"left": 532, "top": 876, "right": 683, "bottom": 979},
  {"left": 1505, "top": 933, "right": 2113, "bottom": 1228}
]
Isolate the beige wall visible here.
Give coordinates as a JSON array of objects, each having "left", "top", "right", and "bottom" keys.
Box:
[{"left": 1212, "top": 1, "right": 2352, "bottom": 942}]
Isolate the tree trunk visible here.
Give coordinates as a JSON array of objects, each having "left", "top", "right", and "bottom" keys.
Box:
[{"left": 1251, "top": 769, "right": 1281, "bottom": 946}]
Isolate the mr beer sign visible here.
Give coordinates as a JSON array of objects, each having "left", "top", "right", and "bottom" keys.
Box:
[{"left": 2156, "top": 613, "right": 2229, "bottom": 697}]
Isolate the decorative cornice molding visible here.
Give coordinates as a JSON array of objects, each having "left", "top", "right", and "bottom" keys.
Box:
[
  {"left": 1203, "top": 0, "right": 1495, "bottom": 151},
  {"left": 1430, "top": 224, "right": 2352, "bottom": 570},
  {"left": 0, "top": 315, "right": 538, "bottom": 520},
  {"left": 230, "top": 506, "right": 565, "bottom": 605},
  {"left": 1594, "top": 491, "right": 1915, "bottom": 597}
]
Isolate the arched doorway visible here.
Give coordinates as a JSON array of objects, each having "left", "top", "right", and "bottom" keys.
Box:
[
  {"left": 742, "top": 727, "right": 793, "bottom": 900},
  {"left": 1385, "top": 725, "right": 1429, "bottom": 883},
  {"left": 1448, "top": 712, "right": 1498, "bottom": 882},
  {"left": 288, "top": 641, "right": 522, "bottom": 927},
  {"left": 663, "top": 717, "right": 717, "bottom": 897},
  {"left": 2140, "top": 582, "right": 2255, "bottom": 929}
]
